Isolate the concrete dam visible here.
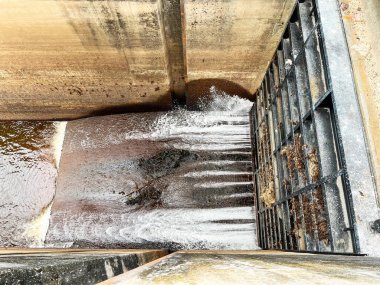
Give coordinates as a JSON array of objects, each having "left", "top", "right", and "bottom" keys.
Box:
[{"left": 1, "top": 0, "right": 380, "bottom": 284}]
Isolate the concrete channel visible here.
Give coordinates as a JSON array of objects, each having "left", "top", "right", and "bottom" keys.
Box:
[{"left": 0, "top": 0, "right": 380, "bottom": 284}]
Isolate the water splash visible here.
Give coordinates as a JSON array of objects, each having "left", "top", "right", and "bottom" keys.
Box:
[
  {"left": 46, "top": 87, "right": 257, "bottom": 249},
  {"left": 123, "top": 86, "right": 253, "bottom": 144},
  {"left": 52, "top": 122, "right": 67, "bottom": 169},
  {"left": 22, "top": 202, "right": 52, "bottom": 247},
  {"left": 197, "top": 86, "right": 253, "bottom": 113},
  {"left": 0, "top": 121, "right": 61, "bottom": 247},
  {"left": 183, "top": 171, "right": 252, "bottom": 178}
]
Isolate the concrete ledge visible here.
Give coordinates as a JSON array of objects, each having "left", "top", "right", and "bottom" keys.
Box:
[
  {"left": 99, "top": 250, "right": 380, "bottom": 284},
  {"left": 0, "top": 249, "right": 168, "bottom": 285}
]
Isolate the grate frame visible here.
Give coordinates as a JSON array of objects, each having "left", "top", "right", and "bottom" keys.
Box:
[{"left": 251, "top": 0, "right": 360, "bottom": 254}]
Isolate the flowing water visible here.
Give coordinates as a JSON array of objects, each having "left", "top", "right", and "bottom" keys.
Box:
[
  {"left": 2, "top": 87, "right": 258, "bottom": 249},
  {"left": 0, "top": 121, "right": 66, "bottom": 247}
]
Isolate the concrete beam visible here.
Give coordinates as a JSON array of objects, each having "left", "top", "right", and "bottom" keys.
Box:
[
  {"left": 158, "top": 0, "right": 186, "bottom": 101},
  {"left": 0, "top": 0, "right": 296, "bottom": 120},
  {"left": 184, "top": 0, "right": 296, "bottom": 93}
]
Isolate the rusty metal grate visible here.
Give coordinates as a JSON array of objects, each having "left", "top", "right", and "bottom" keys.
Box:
[{"left": 251, "top": 0, "right": 357, "bottom": 253}]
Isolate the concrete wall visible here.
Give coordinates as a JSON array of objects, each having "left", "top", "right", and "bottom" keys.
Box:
[
  {"left": 0, "top": 0, "right": 296, "bottom": 120},
  {"left": 339, "top": 0, "right": 380, "bottom": 202}
]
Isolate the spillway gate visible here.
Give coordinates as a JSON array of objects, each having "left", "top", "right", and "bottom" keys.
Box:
[{"left": 251, "top": 0, "right": 373, "bottom": 254}]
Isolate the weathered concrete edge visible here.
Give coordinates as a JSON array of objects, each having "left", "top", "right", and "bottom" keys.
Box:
[
  {"left": 158, "top": 0, "right": 186, "bottom": 100},
  {"left": 316, "top": 0, "right": 380, "bottom": 255},
  {"left": 0, "top": 248, "right": 168, "bottom": 256},
  {"left": 0, "top": 250, "right": 169, "bottom": 285},
  {"left": 97, "top": 250, "right": 306, "bottom": 285},
  {"left": 98, "top": 252, "right": 177, "bottom": 285}
]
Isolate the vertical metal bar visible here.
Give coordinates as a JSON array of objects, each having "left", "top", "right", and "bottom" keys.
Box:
[
  {"left": 278, "top": 49, "right": 292, "bottom": 139},
  {"left": 273, "top": 60, "right": 285, "bottom": 141},
  {"left": 259, "top": 213, "right": 265, "bottom": 248},
  {"left": 299, "top": 0, "right": 327, "bottom": 104},
  {"left": 285, "top": 199, "right": 294, "bottom": 249},
  {"left": 262, "top": 209, "right": 266, "bottom": 249},
  {"left": 271, "top": 208, "right": 278, "bottom": 249},
  {"left": 290, "top": 197, "right": 301, "bottom": 250},
  {"left": 264, "top": 209, "right": 270, "bottom": 248},
  {"left": 301, "top": 120, "right": 321, "bottom": 251},
  {"left": 270, "top": 208, "right": 275, "bottom": 248},
  {"left": 274, "top": 205, "right": 282, "bottom": 248},
  {"left": 288, "top": 14, "right": 316, "bottom": 251},
  {"left": 283, "top": 39, "right": 300, "bottom": 131},
  {"left": 251, "top": 110, "right": 262, "bottom": 249},
  {"left": 297, "top": 194, "right": 307, "bottom": 250},
  {"left": 314, "top": 108, "right": 350, "bottom": 252},
  {"left": 267, "top": 208, "right": 273, "bottom": 248},
  {"left": 280, "top": 203, "right": 289, "bottom": 249},
  {"left": 297, "top": 0, "right": 334, "bottom": 253}
]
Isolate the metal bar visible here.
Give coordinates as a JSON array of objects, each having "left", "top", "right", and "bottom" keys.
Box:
[
  {"left": 299, "top": 0, "right": 327, "bottom": 104},
  {"left": 268, "top": 208, "right": 274, "bottom": 248},
  {"left": 250, "top": 108, "right": 263, "bottom": 249},
  {"left": 275, "top": 205, "right": 283, "bottom": 248},
  {"left": 314, "top": 107, "right": 351, "bottom": 252},
  {"left": 278, "top": 48, "right": 292, "bottom": 139},
  {"left": 279, "top": 203, "right": 288, "bottom": 249},
  {"left": 258, "top": 171, "right": 344, "bottom": 213},
  {"left": 264, "top": 209, "right": 270, "bottom": 248},
  {"left": 285, "top": 199, "right": 295, "bottom": 249},
  {"left": 298, "top": 0, "right": 334, "bottom": 252},
  {"left": 298, "top": 194, "right": 307, "bottom": 250}
]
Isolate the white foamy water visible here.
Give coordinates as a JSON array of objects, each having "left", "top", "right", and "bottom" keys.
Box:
[
  {"left": 52, "top": 122, "right": 67, "bottom": 169},
  {"left": 48, "top": 207, "right": 257, "bottom": 250},
  {"left": 142, "top": 88, "right": 254, "bottom": 166},
  {"left": 46, "top": 86, "right": 258, "bottom": 250},
  {"left": 189, "top": 160, "right": 252, "bottom": 166},
  {"left": 194, "top": 181, "right": 254, "bottom": 189},
  {"left": 74, "top": 87, "right": 254, "bottom": 151},
  {"left": 22, "top": 203, "right": 52, "bottom": 247},
  {"left": 0, "top": 121, "right": 67, "bottom": 247},
  {"left": 183, "top": 171, "right": 252, "bottom": 178}
]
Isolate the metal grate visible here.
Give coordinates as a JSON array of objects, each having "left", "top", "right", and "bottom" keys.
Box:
[{"left": 251, "top": 0, "right": 358, "bottom": 253}]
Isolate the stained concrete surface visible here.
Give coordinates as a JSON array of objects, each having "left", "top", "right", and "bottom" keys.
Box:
[
  {"left": 339, "top": 0, "right": 380, "bottom": 202},
  {"left": 100, "top": 251, "right": 380, "bottom": 285},
  {"left": 0, "top": 0, "right": 296, "bottom": 119},
  {"left": 184, "top": 0, "right": 295, "bottom": 94},
  {"left": 0, "top": 249, "right": 167, "bottom": 285}
]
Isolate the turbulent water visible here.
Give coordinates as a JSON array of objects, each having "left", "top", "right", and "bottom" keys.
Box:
[
  {"left": 1, "top": 87, "right": 257, "bottom": 250},
  {"left": 46, "top": 88, "right": 257, "bottom": 249},
  {"left": 0, "top": 121, "right": 66, "bottom": 247}
]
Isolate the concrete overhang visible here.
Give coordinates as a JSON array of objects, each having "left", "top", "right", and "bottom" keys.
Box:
[{"left": 0, "top": 0, "right": 296, "bottom": 120}]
